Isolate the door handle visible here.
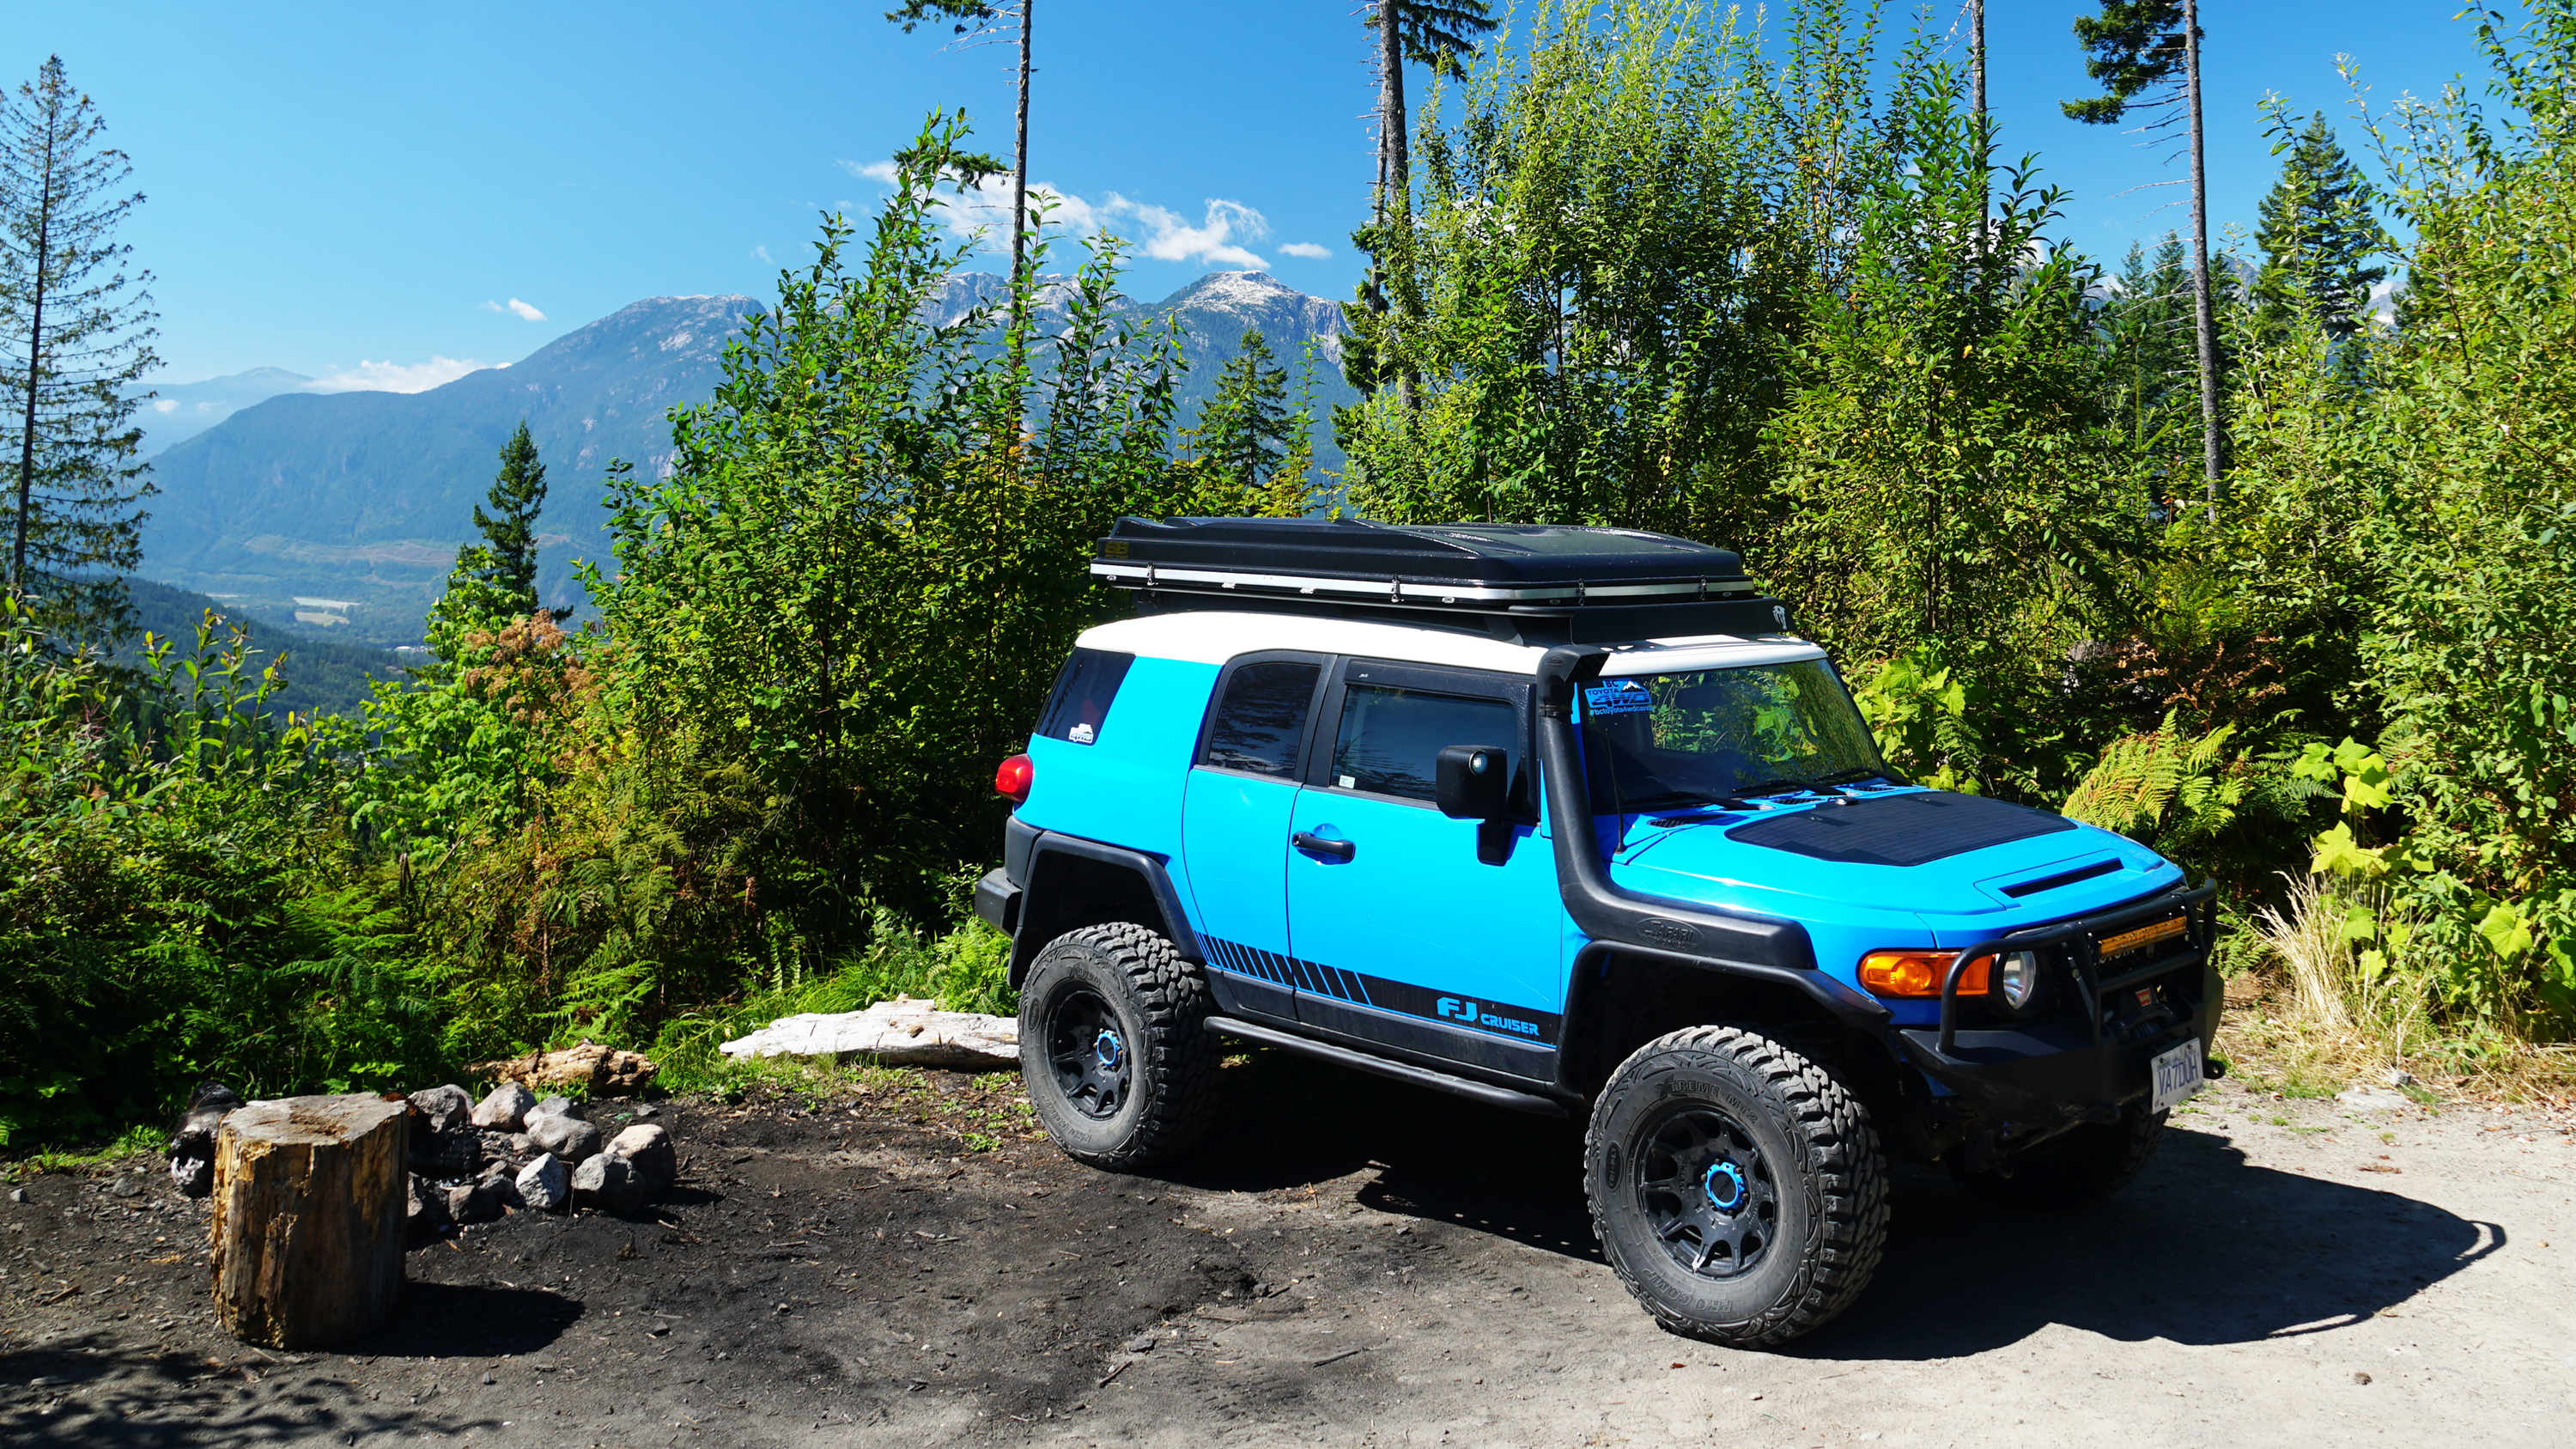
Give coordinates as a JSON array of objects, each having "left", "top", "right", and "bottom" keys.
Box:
[{"left": 1292, "top": 831, "right": 1356, "bottom": 861}]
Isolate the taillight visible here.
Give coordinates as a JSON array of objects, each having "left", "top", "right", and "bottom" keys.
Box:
[{"left": 994, "top": 753, "right": 1034, "bottom": 804}]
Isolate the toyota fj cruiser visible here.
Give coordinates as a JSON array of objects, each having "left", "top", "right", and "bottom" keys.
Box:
[{"left": 975, "top": 517, "right": 2220, "bottom": 1346}]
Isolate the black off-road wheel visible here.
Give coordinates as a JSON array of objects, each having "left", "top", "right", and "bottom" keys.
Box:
[
  {"left": 1951, "top": 1103, "right": 2166, "bottom": 1209},
  {"left": 1018, "top": 922, "right": 1218, "bottom": 1170},
  {"left": 1585, "top": 1026, "right": 1888, "bottom": 1349}
]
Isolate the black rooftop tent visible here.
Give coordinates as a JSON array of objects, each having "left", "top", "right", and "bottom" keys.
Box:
[{"left": 1091, "top": 517, "right": 1795, "bottom": 645}]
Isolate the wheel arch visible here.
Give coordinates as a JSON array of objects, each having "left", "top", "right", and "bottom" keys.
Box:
[
  {"left": 1009, "top": 833, "right": 1206, "bottom": 988},
  {"left": 1558, "top": 943, "right": 1905, "bottom": 1109}
]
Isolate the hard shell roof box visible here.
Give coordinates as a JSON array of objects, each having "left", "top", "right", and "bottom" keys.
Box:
[{"left": 1091, "top": 517, "right": 1792, "bottom": 644}]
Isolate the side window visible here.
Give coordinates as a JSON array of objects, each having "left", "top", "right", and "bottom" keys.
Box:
[
  {"left": 1200, "top": 660, "right": 1321, "bottom": 776},
  {"left": 1329, "top": 685, "right": 1516, "bottom": 802},
  {"left": 1036, "top": 648, "right": 1134, "bottom": 745}
]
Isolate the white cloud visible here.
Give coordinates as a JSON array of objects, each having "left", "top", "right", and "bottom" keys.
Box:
[
  {"left": 152, "top": 399, "right": 179, "bottom": 414},
  {"left": 506, "top": 297, "right": 545, "bottom": 321},
  {"left": 1278, "top": 241, "right": 1332, "bottom": 260},
  {"left": 303, "top": 356, "right": 493, "bottom": 394},
  {"left": 844, "top": 156, "right": 1274, "bottom": 269}
]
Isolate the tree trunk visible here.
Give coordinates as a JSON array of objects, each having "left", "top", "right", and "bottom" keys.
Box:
[
  {"left": 210, "top": 1095, "right": 409, "bottom": 1349},
  {"left": 2184, "top": 0, "right": 2223, "bottom": 518},
  {"left": 1376, "top": 0, "right": 1414, "bottom": 410},
  {"left": 1971, "top": 0, "right": 1986, "bottom": 256},
  {"left": 12, "top": 114, "right": 58, "bottom": 598},
  {"left": 1011, "top": 0, "right": 1033, "bottom": 289}
]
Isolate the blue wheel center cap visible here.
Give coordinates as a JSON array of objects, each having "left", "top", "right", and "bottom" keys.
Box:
[
  {"left": 1704, "top": 1159, "right": 1747, "bottom": 1213},
  {"left": 1094, "top": 1030, "right": 1123, "bottom": 1070}
]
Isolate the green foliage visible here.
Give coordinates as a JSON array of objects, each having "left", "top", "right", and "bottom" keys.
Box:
[
  {"left": 0, "top": 54, "right": 159, "bottom": 646},
  {"left": 1188, "top": 329, "right": 1295, "bottom": 494},
  {"left": 2252, "top": 110, "right": 2389, "bottom": 358},
  {"left": 433, "top": 420, "right": 556, "bottom": 642},
  {"left": 0, "top": 599, "right": 436, "bottom": 1145},
  {"left": 2060, "top": 1, "right": 2190, "bottom": 126}
]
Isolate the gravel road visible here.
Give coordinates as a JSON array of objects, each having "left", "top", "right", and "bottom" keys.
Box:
[{"left": 3, "top": 1052, "right": 2569, "bottom": 1447}]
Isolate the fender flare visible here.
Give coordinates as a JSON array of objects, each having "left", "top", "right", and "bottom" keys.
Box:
[{"left": 1008, "top": 831, "right": 1207, "bottom": 986}]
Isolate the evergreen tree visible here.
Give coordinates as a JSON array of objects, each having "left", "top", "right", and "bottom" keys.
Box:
[
  {"left": 887, "top": 3, "right": 1036, "bottom": 302},
  {"left": 2251, "top": 112, "right": 2388, "bottom": 348},
  {"left": 2101, "top": 234, "right": 2201, "bottom": 509},
  {"left": 2064, "top": 0, "right": 2223, "bottom": 511},
  {"left": 428, "top": 421, "right": 557, "bottom": 658},
  {"left": 0, "top": 56, "right": 157, "bottom": 644},
  {"left": 473, "top": 421, "right": 550, "bottom": 615},
  {"left": 1352, "top": 0, "right": 1498, "bottom": 400},
  {"left": 1190, "top": 329, "right": 1293, "bottom": 495}
]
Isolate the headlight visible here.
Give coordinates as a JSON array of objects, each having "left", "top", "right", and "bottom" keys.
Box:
[{"left": 1996, "top": 950, "right": 2044, "bottom": 1013}]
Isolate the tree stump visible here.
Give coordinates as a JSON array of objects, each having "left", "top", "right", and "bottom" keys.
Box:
[{"left": 210, "top": 1094, "right": 408, "bottom": 1349}]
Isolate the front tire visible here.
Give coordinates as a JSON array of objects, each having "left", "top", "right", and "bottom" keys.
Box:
[
  {"left": 1018, "top": 923, "right": 1217, "bottom": 1170},
  {"left": 1585, "top": 1026, "right": 1888, "bottom": 1348},
  {"left": 1951, "top": 1104, "right": 2166, "bottom": 1209}
]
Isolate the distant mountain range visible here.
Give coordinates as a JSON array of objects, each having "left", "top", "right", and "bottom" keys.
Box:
[{"left": 140, "top": 273, "right": 1355, "bottom": 648}]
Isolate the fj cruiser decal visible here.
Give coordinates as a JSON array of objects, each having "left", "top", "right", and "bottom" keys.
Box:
[{"left": 1202, "top": 935, "right": 1560, "bottom": 1045}]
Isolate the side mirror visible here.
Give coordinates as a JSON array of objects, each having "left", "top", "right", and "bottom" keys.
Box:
[{"left": 1435, "top": 745, "right": 1510, "bottom": 820}]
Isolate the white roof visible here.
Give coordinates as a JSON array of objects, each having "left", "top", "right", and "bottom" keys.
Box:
[{"left": 1077, "top": 611, "right": 1822, "bottom": 674}]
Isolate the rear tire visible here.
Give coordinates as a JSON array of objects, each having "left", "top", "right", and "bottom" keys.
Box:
[
  {"left": 1584, "top": 1026, "right": 1887, "bottom": 1348},
  {"left": 1018, "top": 923, "right": 1217, "bottom": 1170},
  {"left": 1951, "top": 1104, "right": 2166, "bottom": 1209}
]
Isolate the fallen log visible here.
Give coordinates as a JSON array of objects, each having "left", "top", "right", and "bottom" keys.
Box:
[{"left": 210, "top": 1094, "right": 408, "bottom": 1349}]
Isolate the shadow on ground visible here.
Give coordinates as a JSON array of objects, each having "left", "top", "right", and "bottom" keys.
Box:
[
  {"left": 0, "top": 1334, "right": 501, "bottom": 1448},
  {"left": 343, "top": 1282, "right": 583, "bottom": 1359},
  {"left": 1161, "top": 1049, "right": 2498, "bottom": 1356}
]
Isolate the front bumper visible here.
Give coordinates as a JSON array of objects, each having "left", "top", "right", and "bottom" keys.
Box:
[{"left": 1887, "top": 881, "right": 2221, "bottom": 1123}]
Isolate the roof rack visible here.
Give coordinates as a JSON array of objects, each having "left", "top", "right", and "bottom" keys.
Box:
[{"left": 1090, "top": 517, "right": 1795, "bottom": 645}]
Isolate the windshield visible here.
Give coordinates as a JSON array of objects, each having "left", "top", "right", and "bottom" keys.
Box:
[{"left": 1579, "top": 660, "right": 1886, "bottom": 813}]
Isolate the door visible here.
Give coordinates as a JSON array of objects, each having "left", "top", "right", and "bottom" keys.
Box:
[
  {"left": 1179, "top": 653, "right": 1328, "bottom": 1021},
  {"left": 1285, "top": 660, "right": 1564, "bottom": 1079}
]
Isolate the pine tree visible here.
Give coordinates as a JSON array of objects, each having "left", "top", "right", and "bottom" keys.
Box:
[
  {"left": 0, "top": 56, "right": 158, "bottom": 643},
  {"left": 887, "top": 3, "right": 1035, "bottom": 296},
  {"left": 473, "top": 421, "right": 549, "bottom": 614},
  {"left": 428, "top": 421, "right": 557, "bottom": 658},
  {"left": 2101, "top": 234, "right": 2201, "bottom": 514},
  {"left": 2064, "top": 1, "right": 2222, "bottom": 512},
  {"left": 1354, "top": 1, "right": 1498, "bottom": 402},
  {"left": 1190, "top": 330, "right": 1293, "bottom": 495},
  {"left": 2252, "top": 112, "right": 2388, "bottom": 348}
]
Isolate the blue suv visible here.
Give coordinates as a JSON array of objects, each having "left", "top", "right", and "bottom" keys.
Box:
[{"left": 975, "top": 517, "right": 2219, "bottom": 1346}]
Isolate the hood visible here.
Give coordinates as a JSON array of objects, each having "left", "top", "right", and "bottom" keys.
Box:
[{"left": 1605, "top": 789, "right": 2183, "bottom": 940}]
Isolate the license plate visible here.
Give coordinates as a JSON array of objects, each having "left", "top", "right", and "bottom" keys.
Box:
[{"left": 2150, "top": 1038, "right": 2206, "bottom": 1113}]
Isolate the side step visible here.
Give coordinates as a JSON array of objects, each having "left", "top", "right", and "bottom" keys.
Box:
[{"left": 1204, "top": 1015, "right": 1570, "bottom": 1119}]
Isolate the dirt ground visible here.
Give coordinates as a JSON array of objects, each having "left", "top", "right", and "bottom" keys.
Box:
[{"left": 3, "top": 1049, "right": 2571, "bottom": 1449}]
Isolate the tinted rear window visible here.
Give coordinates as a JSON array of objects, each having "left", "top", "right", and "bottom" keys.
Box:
[
  {"left": 1036, "top": 648, "right": 1134, "bottom": 745},
  {"left": 1329, "top": 685, "right": 1516, "bottom": 801},
  {"left": 1200, "top": 660, "right": 1321, "bottom": 776}
]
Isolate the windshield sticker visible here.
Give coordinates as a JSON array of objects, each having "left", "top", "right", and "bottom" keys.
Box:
[{"left": 1584, "top": 683, "right": 1655, "bottom": 716}]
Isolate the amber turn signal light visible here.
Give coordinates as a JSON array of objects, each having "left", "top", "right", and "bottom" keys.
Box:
[{"left": 1859, "top": 949, "right": 1990, "bottom": 998}]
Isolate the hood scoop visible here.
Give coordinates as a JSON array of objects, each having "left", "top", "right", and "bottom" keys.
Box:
[{"left": 1724, "top": 790, "right": 2075, "bottom": 868}]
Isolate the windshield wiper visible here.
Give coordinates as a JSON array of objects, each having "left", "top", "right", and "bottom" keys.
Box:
[
  {"left": 1619, "top": 789, "right": 1716, "bottom": 812},
  {"left": 1814, "top": 766, "right": 1894, "bottom": 788},
  {"left": 1732, "top": 777, "right": 1825, "bottom": 799}
]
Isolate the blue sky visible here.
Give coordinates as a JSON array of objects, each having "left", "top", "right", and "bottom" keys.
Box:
[{"left": 4, "top": 1, "right": 2499, "bottom": 387}]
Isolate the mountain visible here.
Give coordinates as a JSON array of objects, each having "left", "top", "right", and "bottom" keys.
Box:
[
  {"left": 141, "top": 295, "right": 758, "bottom": 645},
  {"left": 128, "top": 367, "right": 315, "bottom": 456},
  {"left": 140, "top": 277, "right": 1353, "bottom": 647}
]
